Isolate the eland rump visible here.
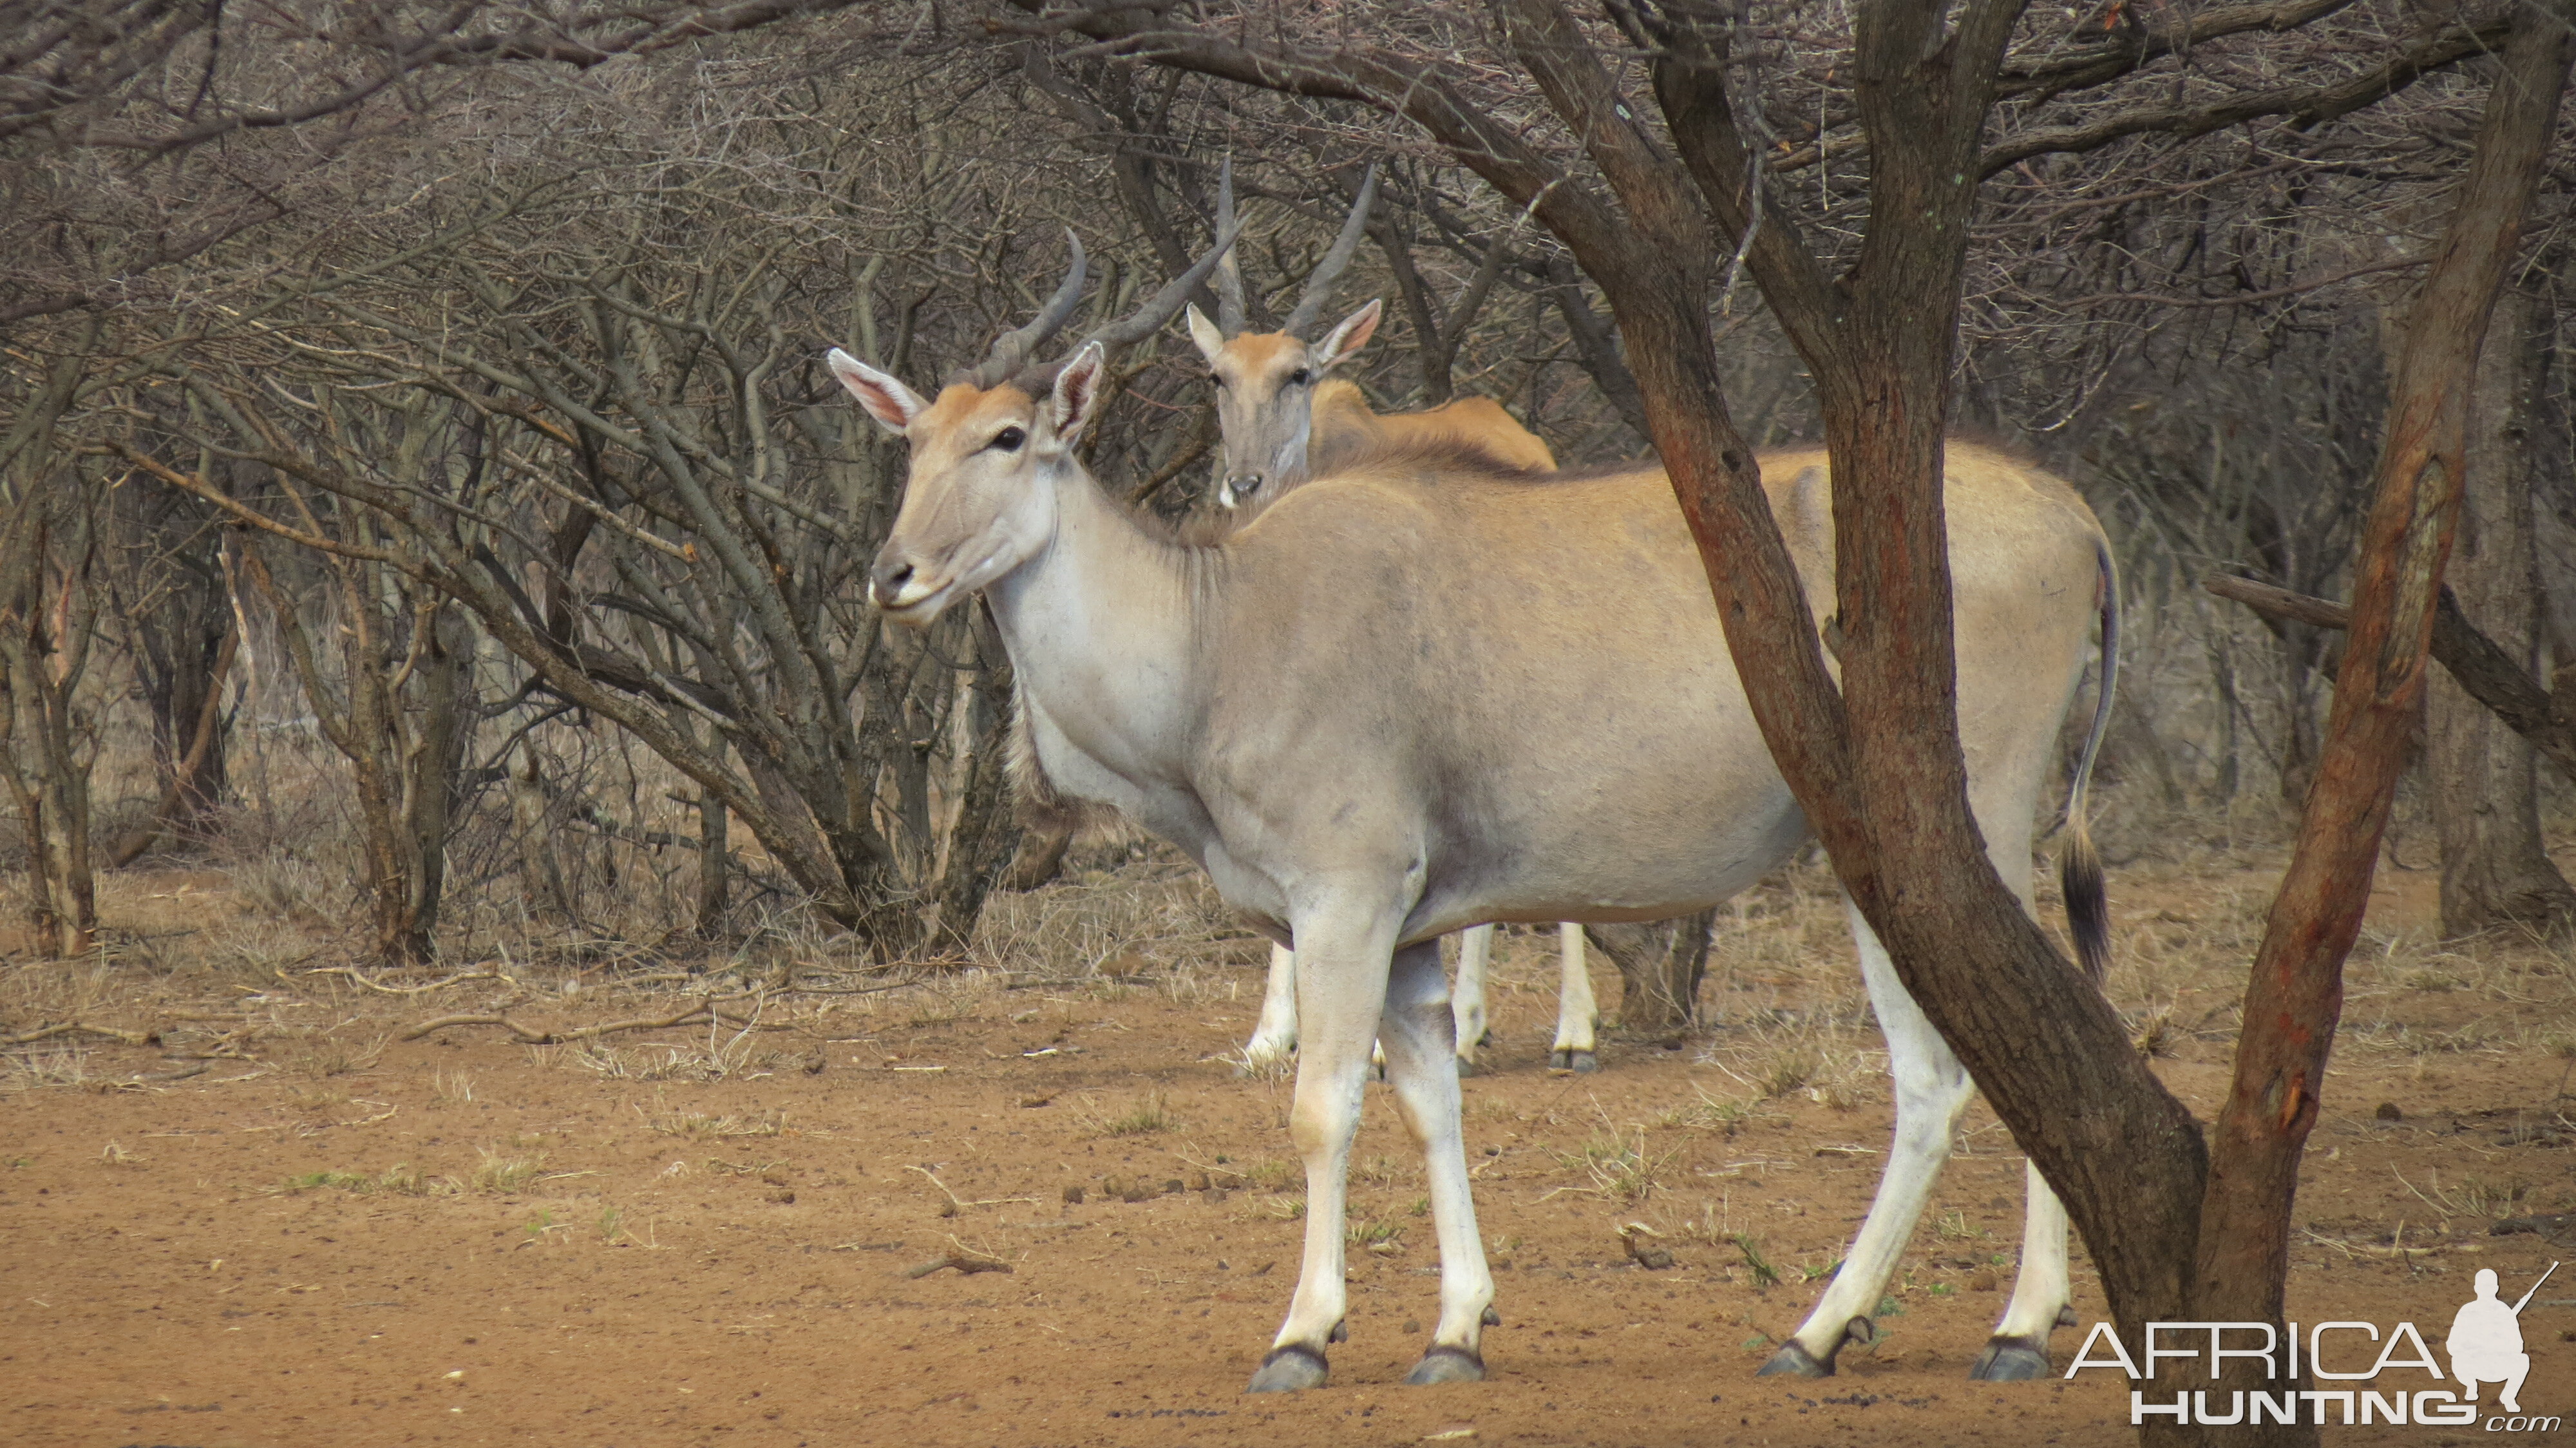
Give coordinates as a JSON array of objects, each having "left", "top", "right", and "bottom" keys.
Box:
[{"left": 830, "top": 313, "right": 2118, "bottom": 1392}]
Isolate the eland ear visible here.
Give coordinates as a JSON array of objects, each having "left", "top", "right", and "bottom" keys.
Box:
[
  {"left": 1050, "top": 341, "right": 1107, "bottom": 446},
  {"left": 828, "top": 348, "right": 929, "bottom": 434},
  {"left": 1185, "top": 304, "right": 1229, "bottom": 364},
  {"left": 1314, "top": 298, "right": 1382, "bottom": 372}
]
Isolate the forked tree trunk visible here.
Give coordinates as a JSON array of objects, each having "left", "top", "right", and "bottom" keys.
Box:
[
  {"left": 243, "top": 547, "right": 473, "bottom": 966},
  {"left": 0, "top": 499, "right": 104, "bottom": 958},
  {"left": 2426, "top": 280, "right": 2576, "bottom": 938},
  {"left": 0, "top": 330, "right": 102, "bottom": 957},
  {"left": 110, "top": 621, "right": 235, "bottom": 866},
  {"left": 2186, "top": 19, "right": 2571, "bottom": 1447}
]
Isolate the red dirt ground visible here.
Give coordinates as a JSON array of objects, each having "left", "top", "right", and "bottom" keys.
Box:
[{"left": 3, "top": 852, "right": 2570, "bottom": 1448}]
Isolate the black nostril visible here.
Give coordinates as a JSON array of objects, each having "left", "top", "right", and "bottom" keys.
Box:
[{"left": 871, "top": 558, "right": 915, "bottom": 601}]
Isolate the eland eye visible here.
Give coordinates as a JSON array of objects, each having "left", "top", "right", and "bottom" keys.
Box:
[
  {"left": 1287, "top": 368, "right": 1312, "bottom": 386},
  {"left": 1209, "top": 373, "right": 1229, "bottom": 389},
  {"left": 990, "top": 426, "right": 1026, "bottom": 452}
]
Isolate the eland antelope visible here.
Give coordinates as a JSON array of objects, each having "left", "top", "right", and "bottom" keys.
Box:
[
  {"left": 828, "top": 277, "right": 2119, "bottom": 1393},
  {"left": 1187, "top": 162, "right": 1606, "bottom": 1078}
]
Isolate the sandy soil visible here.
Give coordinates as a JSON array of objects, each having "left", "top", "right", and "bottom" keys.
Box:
[{"left": 3, "top": 850, "right": 2570, "bottom": 1448}]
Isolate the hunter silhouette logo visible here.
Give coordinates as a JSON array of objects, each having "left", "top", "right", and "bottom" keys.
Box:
[
  {"left": 2450, "top": 1264, "right": 2553, "bottom": 1415},
  {"left": 2068, "top": 1261, "right": 2561, "bottom": 1429}
]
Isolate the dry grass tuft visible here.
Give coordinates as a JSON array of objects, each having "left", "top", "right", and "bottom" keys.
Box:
[
  {"left": 636, "top": 1094, "right": 786, "bottom": 1141},
  {"left": 1079, "top": 1090, "right": 1177, "bottom": 1137}
]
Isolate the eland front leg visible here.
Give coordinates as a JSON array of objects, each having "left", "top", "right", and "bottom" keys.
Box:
[{"left": 1246, "top": 903, "right": 1397, "bottom": 1393}]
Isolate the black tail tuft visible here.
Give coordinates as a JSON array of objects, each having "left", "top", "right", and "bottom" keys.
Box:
[{"left": 2060, "top": 821, "right": 2109, "bottom": 985}]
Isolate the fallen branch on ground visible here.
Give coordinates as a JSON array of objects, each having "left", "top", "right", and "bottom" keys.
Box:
[
  {"left": 400, "top": 1001, "right": 715, "bottom": 1043},
  {"left": 5, "top": 1021, "right": 157, "bottom": 1047},
  {"left": 901, "top": 1245, "right": 1015, "bottom": 1279},
  {"left": 305, "top": 966, "right": 507, "bottom": 995}
]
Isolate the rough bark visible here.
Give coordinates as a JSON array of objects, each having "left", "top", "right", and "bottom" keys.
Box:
[
  {"left": 0, "top": 328, "right": 103, "bottom": 957},
  {"left": 2426, "top": 281, "right": 2576, "bottom": 938},
  {"left": 2188, "top": 17, "right": 2570, "bottom": 1445},
  {"left": 0, "top": 504, "right": 103, "bottom": 958}
]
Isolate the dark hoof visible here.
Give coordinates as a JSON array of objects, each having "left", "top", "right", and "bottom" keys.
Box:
[
  {"left": 1756, "top": 1340, "right": 1832, "bottom": 1378},
  {"left": 1405, "top": 1345, "right": 1486, "bottom": 1386},
  {"left": 1246, "top": 1344, "right": 1330, "bottom": 1393},
  {"left": 1329, "top": 1319, "right": 1347, "bottom": 1344},
  {"left": 1967, "top": 1337, "right": 2050, "bottom": 1381},
  {"left": 1548, "top": 1049, "right": 1598, "bottom": 1073},
  {"left": 1481, "top": 1306, "right": 1502, "bottom": 1327},
  {"left": 1454, "top": 1056, "right": 1477, "bottom": 1078}
]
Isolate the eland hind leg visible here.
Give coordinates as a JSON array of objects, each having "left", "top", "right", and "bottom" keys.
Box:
[
  {"left": 1967, "top": 1159, "right": 2076, "bottom": 1380},
  {"left": 1374, "top": 938, "right": 1497, "bottom": 1382},
  {"left": 1759, "top": 899, "right": 1971, "bottom": 1378},
  {"left": 1548, "top": 924, "right": 1599, "bottom": 1071},
  {"left": 1242, "top": 942, "right": 1299, "bottom": 1070},
  {"left": 1450, "top": 926, "right": 1497, "bottom": 1073}
]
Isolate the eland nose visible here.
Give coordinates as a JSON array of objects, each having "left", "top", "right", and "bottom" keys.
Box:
[
  {"left": 869, "top": 555, "right": 920, "bottom": 609},
  {"left": 1222, "top": 472, "right": 1265, "bottom": 507}
]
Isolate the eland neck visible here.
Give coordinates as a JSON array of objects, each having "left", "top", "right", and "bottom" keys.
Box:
[{"left": 983, "top": 457, "right": 1208, "bottom": 792}]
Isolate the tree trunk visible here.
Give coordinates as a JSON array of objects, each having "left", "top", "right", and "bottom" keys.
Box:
[
  {"left": 696, "top": 735, "right": 730, "bottom": 937},
  {"left": 2427, "top": 280, "right": 2576, "bottom": 938},
  {"left": 393, "top": 603, "right": 473, "bottom": 961},
  {"left": 925, "top": 613, "right": 1024, "bottom": 955},
  {"left": 2188, "top": 18, "right": 2570, "bottom": 1445},
  {"left": 0, "top": 500, "right": 102, "bottom": 958},
  {"left": 0, "top": 325, "right": 102, "bottom": 957},
  {"left": 110, "top": 619, "right": 235, "bottom": 866},
  {"left": 115, "top": 472, "right": 239, "bottom": 854},
  {"left": 1586, "top": 910, "right": 1716, "bottom": 1034}
]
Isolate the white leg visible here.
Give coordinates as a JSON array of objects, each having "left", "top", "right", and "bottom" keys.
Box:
[
  {"left": 1246, "top": 900, "right": 1397, "bottom": 1393},
  {"left": 1243, "top": 942, "right": 1298, "bottom": 1069},
  {"left": 1450, "top": 925, "right": 1494, "bottom": 1072},
  {"left": 1761, "top": 897, "right": 1971, "bottom": 1378},
  {"left": 1973, "top": 1157, "right": 2076, "bottom": 1380},
  {"left": 1960, "top": 770, "right": 2077, "bottom": 1380},
  {"left": 1548, "top": 922, "right": 1598, "bottom": 1071},
  {"left": 1375, "top": 939, "right": 1496, "bottom": 1382}
]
